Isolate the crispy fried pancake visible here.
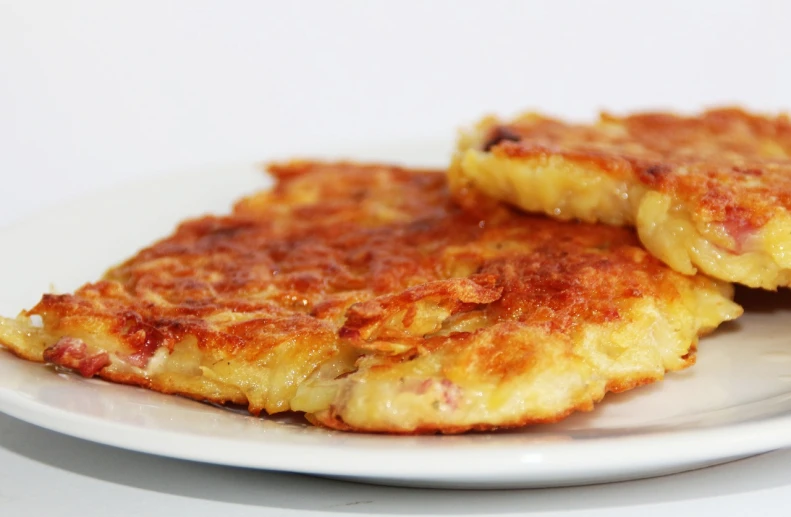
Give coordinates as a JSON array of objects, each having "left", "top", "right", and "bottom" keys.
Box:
[
  {"left": 451, "top": 108, "right": 791, "bottom": 289},
  {"left": 0, "top": 162, "right": 741, "bottom": 433}
]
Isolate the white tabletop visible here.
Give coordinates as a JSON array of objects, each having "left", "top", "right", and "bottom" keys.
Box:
[{"left": 2, "top": 1, "right": 791, "bottom": 515}]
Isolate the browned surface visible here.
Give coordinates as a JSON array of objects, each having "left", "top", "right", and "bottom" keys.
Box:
[
  {"left": 3, "top": 161, "right": 731, "bottom": 432},
  {"left": 31, "top": 162, "right": 676, "bottom": 362},
  {"left": 30, "top": 164, "right": 448, "bottom": 363},
  {"left": 484, "top": 108, "right": 791, "bottom": 231}
]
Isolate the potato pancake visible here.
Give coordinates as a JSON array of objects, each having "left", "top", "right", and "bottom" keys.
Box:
[
  {"left": 0, "top": 162, "right": 741, "bottom": 433},
  {"left": 451, "top": 108, "right": 791, "bottom": 289}
]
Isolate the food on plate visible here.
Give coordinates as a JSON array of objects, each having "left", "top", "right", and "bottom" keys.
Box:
[
  {"left": 450, "top": 107, "right": 791, "bottom": 289},
  {"left": 0, "top": 161, "right": 741, "bottom": 433}
]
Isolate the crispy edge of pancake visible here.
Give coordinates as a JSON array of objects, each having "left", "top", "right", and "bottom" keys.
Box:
[
  {"left": 450, "top": 109, "right": 791, "bottom": 290},
  {"left": 0, "top": 314, "right": 360, "bottom": 414}
]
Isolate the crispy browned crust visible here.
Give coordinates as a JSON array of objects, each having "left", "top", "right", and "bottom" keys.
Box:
[
  {"left": 1, "top": 161, "right": 737, "bottom": 433},
  {"left": 480, "top": 107, "right": 791, "bottom": 237},
  {"left": 27, "top": 161, "right": 666, "bottom": 355},
  {"left": 50, "top": 165, "right": 447, "bottom": 343}
]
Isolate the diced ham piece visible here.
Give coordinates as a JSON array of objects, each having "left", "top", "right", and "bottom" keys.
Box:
[
  {"left": 403, "top": 378, "right": 462, "bottom": 410},
  {"left": 77, "top": 352, "right": 111, "bottom": 377},
  {"left": 722, "top": 206, "right": 761, "bottom": 253},
  {"left": 43, "top": 337, "right": 111, "bottom": 378}
]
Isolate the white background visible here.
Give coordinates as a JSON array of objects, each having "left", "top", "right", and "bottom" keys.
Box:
[
  {"left": 3, "top": 0, "right": 791, "bottom": 225},
  {"left": 2, "top": 1, "right": 791, "bottom": 515}
]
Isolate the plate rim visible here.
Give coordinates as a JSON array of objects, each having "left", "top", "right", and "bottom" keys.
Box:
[
  {"left": 1, "top": 156, "right": 791, "bottom": 488},
  {"left": 0, "top": 357, "right": 789, "bottom": 485}
]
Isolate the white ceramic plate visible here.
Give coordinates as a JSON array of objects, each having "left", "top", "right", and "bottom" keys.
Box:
[{"left": 2, "top": 148, "right": 791, "bottom": 489}]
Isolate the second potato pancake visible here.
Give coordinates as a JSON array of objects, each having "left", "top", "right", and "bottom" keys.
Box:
[{"left": 451, "top": 108, "right": 791, "bottom": 289}]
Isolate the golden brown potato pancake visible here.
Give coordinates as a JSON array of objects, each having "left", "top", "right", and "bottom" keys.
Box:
[
  {"left": 451, "top": 108, "right": 791, "bottom": 289},
  {"left": 0, "top": 162, "right": 741, "bottom": 433}
]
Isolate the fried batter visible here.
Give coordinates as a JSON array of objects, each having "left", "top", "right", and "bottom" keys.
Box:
[
  {"left": 0, "top": 162, "right": 741, "bottom": 433},
  {"left": 451, "top": 108, "right": 791, "bottom": 289}
]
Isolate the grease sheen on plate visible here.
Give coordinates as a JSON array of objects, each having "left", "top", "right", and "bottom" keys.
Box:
[{"left": 1, "top": 148, "right": 791, "bottom": 489}]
